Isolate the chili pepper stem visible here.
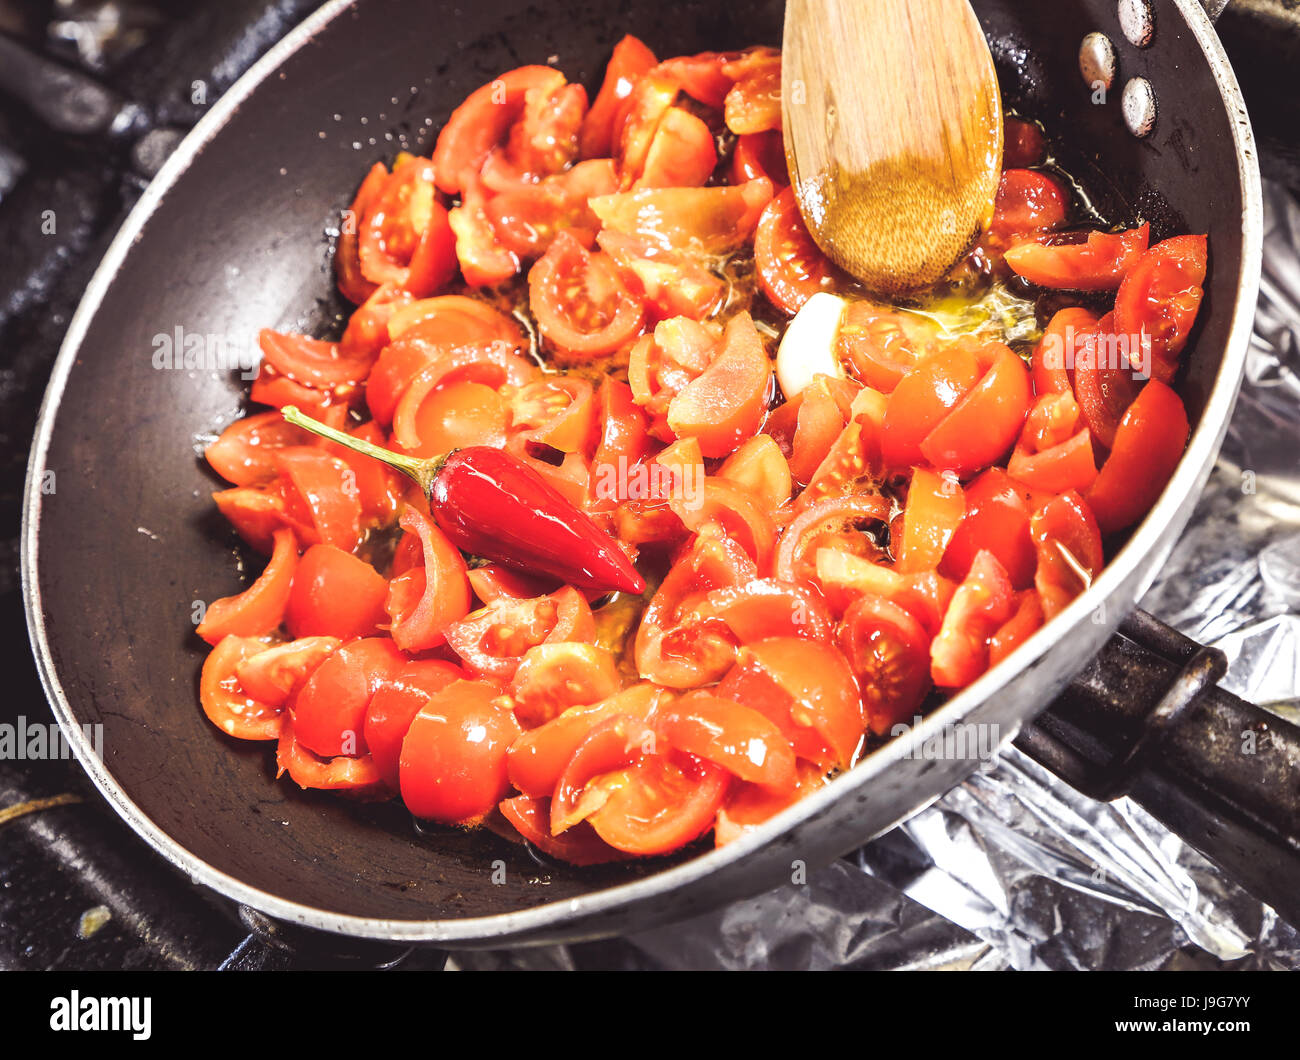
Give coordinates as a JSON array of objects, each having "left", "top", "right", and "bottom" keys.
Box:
[{"left": 281, "top": 405, "right": 443, "bottom": 499}]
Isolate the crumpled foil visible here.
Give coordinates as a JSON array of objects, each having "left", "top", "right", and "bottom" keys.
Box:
[{"left": 449, "top": 182, "right": 1300, "bottom": 972}]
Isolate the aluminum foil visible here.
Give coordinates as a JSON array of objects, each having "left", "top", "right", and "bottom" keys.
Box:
[{"left": 449, "top": 182, "right": 1300, "bottom": 972}]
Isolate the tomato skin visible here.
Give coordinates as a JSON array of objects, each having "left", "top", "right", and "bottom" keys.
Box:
[
  {"left": 930, "top": 549, "right": 1016, "bottom": 688},
  {"left": 717, "top": 434, "right": 792, "bottom": 512},
  {"left": 399, "top": 679, "right": 520, "bottom": 825},
  {"left": 988, "top": 590, "right": 1045, "bottom": 667},
  {"left": 1072, "top": 313, "right": 1145, "bottom": 451},
  {"left": 1085, "top": 379, "right": 1189, "bottom": 534},
  {"left": 722, "top": 48, "right": 782, "bottom": 135},
  {"left": 363, "top": 659, "right": 466, "bottom": 790},
  {"left": 836, "top": 594, "right": 932, "bottom": 735},
  {"left": 1031, "top": 491, "right": 1103, "bottom": 618},
  {"left": 291, "top": 637, "right": 406, "bottom": 759},
  {"left": 285, "top": 544, "right": 389, "bottom": 641},
  {"left": 275, "top": 448, "right": 363, "bottom": 553},
  {"left": 940, "top": 468, "right": 1042, "bottom": 590},
  {"left": 1113, "top": 235, "right": 1208, "bottom": 382},
  {"left": 397, "top": 379, "right": 509, "bottom": 457},
  {"left": 385, "top": 505, "right": 472, "bottom": 652},
  {"left": 200, "top": 636, "right": 287, "bottom": 741},
  {"left": 666, "top": 312, "right": 772, "bottom": 458},
  {"left": 754, "top": 186, "right": 836, "bottom": 315},
  {"left": 206, "top": 411, "right": 311, "bottom": 488},
  {"left": 719, "top": 637, "right": 864, "bottom": 770},
  {"left": 197, "top": 527, "right": 298, "bottom": 645},
  {"left": 1006, "top": 224, "right": 1149, "bottom": 291},
  {"left": 881, "top": 344, "right": 983, "bottom": 471},
  {"left": 508, "top": 684, "right": 663, "bottom": 800},
  {"left": 581, "top": 35, "right": 659, "bottom": 159},
  {"left": 276, "top": 716, "right": 385, "bottom": 792},
  {"left": 920, "top": 345, "right": 1032, "bottom": 477},
  {"left": 656, "top": 692, "right": 797, "bottom": 792},
  {"left": 499, "top": 795, "right": 627, "bottom": 865},
  {"left": 432, "top": 66, "right": 567, "bottom": 194},
  {"left": 637, "top": 107, "right": 717, "bottom": 189}
]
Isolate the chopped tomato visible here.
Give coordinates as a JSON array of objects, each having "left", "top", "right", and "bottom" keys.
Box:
[
  {"left": 291, "top": 636, "right": 406, "bottom": 758},
  {"left": 581, "top": 35, "right": 659, "bottom": 159},
  {"left": 754, "top": 186, "right": 837, "bottom": 314},
  {"left": 717, "top": 637, "right": 864, "bottom": 770},
  {"left": 836, "top": 594, "right": 932, "bottom": 735},
  {"left": 363, "top": 658, "right": 466, "bottom": 788},
  {"left": 384, "top": 505, "right": 472, "bottom": 652},
  {"left": 940, "top": 468, "right": 1043, "bottom": 590},
  {"left": 1006, "top": 224, "right": 1148, "bottom": 291},
  {"left": 499, "top": 795, "right": 627, "bottom": 865},
  {"left": 986, "top": 168, "right": 1067, "bottom": 249},
  {"left": 1002, "top": 116, "right": 1045, "bottom": 168},
  {"left": 275, "top": 448, "right": 363, "bottom": 552},
  {"left": 881, "top": 343, "right": 983, "bottom": 470},
  {"left": 896, "top": 468, "right": 964, "bottom": 573},
  {"left": 508, "top": 642, "right": 622, "bottom": 728},
  {"left": 666, "top": 312, "right": 772, "bottom": 458},
  {"left": 919, "top": 343, "right": 1032, "bottom": 476},
  {"left": 1032, "top": 306, "right": 1097, "bottom": 396},
  {"left": 276, "top": 716, "right": 384, "bottom": 792},
  {"left": 529, "top": 231, "right": 645, "bottom": 360},
  {"left": 1031, "top": 491, "right": 1103, "bottom": 618},
  {"left": 200, "top": 636, "right": 287, "bottom": 741},
  {"left": 205, "top": 411, "right": 311, "bottom": 488},
  {"left": 930, "top": 550, "right": 1016, "bottom": 688},
  {"left": 432, "top": 65, "right": 568, "bottom": 194},
  {"left": 1085, "top": 379, "right": 1189, "bottom": 534},
  {"left": 731, "top": 130, "right": 788, "bottom": 187},
  {"left": 775, "top": 493, "right": 890, "bottom": 586},
  {"left": 988, "top": 591, "right": 1045, "bottom": 666},
  {"left": 1113, "top": 234, "right": 1208, "bottom": 383},
  {"left": 656, "top": 692, "right": 797, "bottom": 792},
  {"left": 399, "top": 679, "right": 519, "bottom": 824},
  {"left": 590, "top": 179, "right": 773, "bottom": 257},
  {"left": 637, "top": 107, "right": 717, "bottom": 189},
  {"left": 722, "top": 48, "right": 782, "bottom": 135},
  {"left": 445, "top": 586, "right": 595, "bottom": 682},
  {"left": 285, "top": 544, "right": 388, "bottom": 641},
  {"left": 196, "top": 527, "right": 298, "bottom": 645}
]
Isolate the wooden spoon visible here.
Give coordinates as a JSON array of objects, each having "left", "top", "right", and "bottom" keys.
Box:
[{"left": 782, "top": 0, "right": 1003, "bottom": 297}]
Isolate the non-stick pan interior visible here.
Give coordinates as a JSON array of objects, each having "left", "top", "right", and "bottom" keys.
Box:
[{"left": 28, "top": 0, "right": 1243, "bottom": 926}]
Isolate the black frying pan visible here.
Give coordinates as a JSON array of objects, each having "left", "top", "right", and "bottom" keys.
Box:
[{"left": 22, "top": 0, "right": 1270, "bottom": 946}]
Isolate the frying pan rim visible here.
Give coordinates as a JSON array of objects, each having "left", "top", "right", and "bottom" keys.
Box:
[{"left": 21, "top": 0, "right": 1263, "bottom": 944}]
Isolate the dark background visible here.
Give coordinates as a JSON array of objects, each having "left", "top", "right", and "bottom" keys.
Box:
[{"left": 1, "top": 0, "right": 1297, "bottom": 970}]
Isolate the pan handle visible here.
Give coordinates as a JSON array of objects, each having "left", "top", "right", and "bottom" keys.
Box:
[{"left": 1017, "top": 610, "right": 1300, "bottom": 928}]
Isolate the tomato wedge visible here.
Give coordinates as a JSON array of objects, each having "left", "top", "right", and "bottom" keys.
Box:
[
  {"left": 200, "top": 636, "right": 286, "bottom": 741},
  {"left": 529, "top": 231, "right": 645, "bottom": 360},
  {"left": 930, "top": 549, "right": 1016, "bottom": 688},
  {"left": 1113, "top": 234, "right": 1208, "bottom": 383},
  {"left": 920, "top": 344, "right": 1031, "bottom": 477},
  {"left": 656, "top": 692, "right": 797, "bottom": 792},
  {"left": 666, "top": 312, "right": 772, "bottom": 458},
  {"left": 1005, "top": 224, "right": 1148, "bottom": 291},
  {"left": 399, "top": 679, "right": 519, "bottom": 824},
  {"left": 285, "top": 544, "right": 388, "bottom": 641},
  {"left": 363, "top": 658, "right": 466, "bottom": 789},
  {"left": 754, "top": 186, "right": 837, "bottom": 314},
  {"left": 385, "top": 505, "right": 472, "bottom": 652},
  {"left": 836, "top": 594, "right": 932, "bottom": 735},
  {"left": 291, "top": 636, "right": 406, "bottom": 758},
  {"left": 1031, "top": 491, "right": 1103, "bottom": 618},
  {"left": 1085, "top": 379, "right": 1189, "bottom": 534},
  {"left": 196, "top": 527, "right": 298, "bottom": 645},
  {"left": 581, "top": 35, "right": 659, "bottom": 159}
]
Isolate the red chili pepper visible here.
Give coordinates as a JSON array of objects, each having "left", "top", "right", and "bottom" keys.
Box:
[{"left": 282, "top": 406, "right": 644, "bottom": 595}]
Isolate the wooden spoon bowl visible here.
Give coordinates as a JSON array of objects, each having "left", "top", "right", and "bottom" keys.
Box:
[{"left": 782, "top": 0, "right": 1004, "bottom": 297}]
